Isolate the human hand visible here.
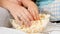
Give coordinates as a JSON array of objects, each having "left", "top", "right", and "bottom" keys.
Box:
[
  {"left": 18, "top": 0, "right": 39, "bottom": 20},
  {"left": 2, "top": 0, "right": 39, "bottom": 27},
  {"left": 2, "top": 0, "right": 34, "bottom": 27}
]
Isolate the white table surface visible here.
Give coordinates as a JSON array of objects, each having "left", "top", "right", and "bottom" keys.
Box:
[
  {"left": 0, "top": 23, "right": 60, "bottom": 34},
  {"left": 0, "top": 27, "right": 26, "bottom": 34}
]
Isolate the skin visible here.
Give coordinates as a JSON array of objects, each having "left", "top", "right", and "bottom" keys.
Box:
[
  {"left": 21, "top": 0, "right": 39, "bottom": 20},
  {"left": 0, "top": 0, "right": 2, "bottom": 6},
  {"left": 0, "top": 0, "right": 39, "bottom": 27}
]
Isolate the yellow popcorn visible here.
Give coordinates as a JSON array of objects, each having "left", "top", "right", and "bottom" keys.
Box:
[{"left": 11, "top": 14, "right": 50, "bottom": 33}]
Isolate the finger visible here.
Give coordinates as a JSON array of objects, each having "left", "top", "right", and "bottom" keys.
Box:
[
  {"left": 17, "top": 16, "right": 25, "bottom": 25},
  {"left": 16, "top": 7, "right": 30, "bottom": 22},
  {"left": 17, "top": 1, "right": 34, "bottom": 21},
  {"left": 15, "top": 5, "right": 34, "bottom": 21},
  {"left": 11, "top": 12, "right": 26, "bottom": 26},
  {"left": 17, "top": 14, "right": 31, "bottom": 27},
  {"left": 10, "top": 11, "right": 23, "bottom": 25},
  {"left": 28, "top": 6, "right": 37, "bottom": 20},
  {"left": 15, "top": 16, "right": 24, "bottom": 26},
  {"left": 27, "top": 1, "right": 39, "bottom": 20},
  {"left": 15, "top": 9, "right": 31, "bottom": 26},
  {"left": 13, "top": 12, "right": 31, "bottom": 27},
  {"left": 20, "top": 0, "right": 36, "bottom": 20},
  {"left": 21, "top": 7, "right": 34, "bottom": 21},
  {"left": 18, "top": 7, "right": 32, "bottom": 27},
  {"left": 20, "top": 0, "right": 39, "bottom": 20}
]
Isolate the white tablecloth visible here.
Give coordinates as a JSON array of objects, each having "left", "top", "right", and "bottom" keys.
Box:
[{"left": 0, "top": 27, "right": 26, "bottom": 34}]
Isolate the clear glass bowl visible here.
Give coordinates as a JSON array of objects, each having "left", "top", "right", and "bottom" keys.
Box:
[{"left": 10, "top": 19, "right": 60, "bottom": 34}]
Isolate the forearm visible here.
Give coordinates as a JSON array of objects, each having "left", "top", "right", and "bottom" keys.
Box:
[
  {"left": 1, "top": 0, "right": 15, "bottom": 12},
  {"left": 0, "top": 0, "right": 2, "bottom": 6},
  {"left": 0, "top": 0, "right": 13, "bottom": 15},
  {"left": 0, "top": 1, "right": 1, "bottom": 6}
]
